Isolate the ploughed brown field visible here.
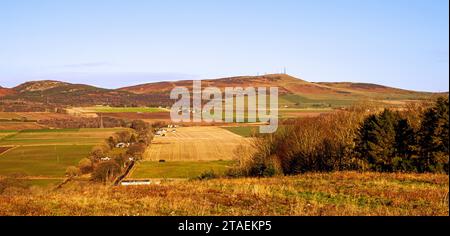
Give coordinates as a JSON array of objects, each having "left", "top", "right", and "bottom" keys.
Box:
[
  {"left": 0, "top": 112, "right": 73, "bottom": 120},
  {"left": 103, "top": 112, "right": 172, "bottom": 123},
  {"left": 0, "top": 146, "right": 12, "bottom": 155},
  {"left": 0, "top": 122, "right": 46, "bottom": 130}
]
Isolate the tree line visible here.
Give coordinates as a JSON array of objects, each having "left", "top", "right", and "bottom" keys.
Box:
[
  {"left": 231, "top": 97, "right": 449, "bottom": 177},
  {"left": 66, "top": 120, "right": 156, "bottom": 183}
]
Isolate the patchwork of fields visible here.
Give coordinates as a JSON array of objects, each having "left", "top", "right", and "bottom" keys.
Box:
[
  {"left": 0, "top": 112, "right": 75, "bottom": 130},
  {"left": 66, "top": 106, "right": 172, "bottom": 123}
]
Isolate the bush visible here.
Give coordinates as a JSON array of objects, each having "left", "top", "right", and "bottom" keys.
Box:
[
  {"left": 92, "top": 161, "right": 121, "bottom": 183},
  {"left": 196, "top": 170, "right": 217, "bottom": 180},
  {"left": 116, "top": 130, "right": 132, "bottom": 143},
  {"left": 78, "top": 158, "right": 93, "bottom": 174},
  {"left": 126, "top": 143, "right": 146, "bottom": 158},
  {"left": 237, "top": 109, "right": 367, "bottom": 176},
  {"left": 65, "top": 166, "right": 80, "bottom": 177},
  {"left": 89, "top": 144, "right": 110, "bottom": 162}
]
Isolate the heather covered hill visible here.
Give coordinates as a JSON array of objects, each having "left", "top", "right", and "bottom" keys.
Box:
[
  {"left": 119, "top": 74, "right": 437, "bottom": 108},
  {"left": 13, "top": 80, "right": 71, "bottom": 93},
  {"left": 120, "top": 74, "right": 434, "bottom": 98},
  {"left": 0, "top": 86, "right": 16, "bottom": 97},
  {"left": 4, "top": 80, "right": 172, "bottom": 107},
  {"left": 0, "top": 74, "right": 442, "bottom": 110},
  {"left": 120, "top": 74, "right": 303, "bottom": 94}
]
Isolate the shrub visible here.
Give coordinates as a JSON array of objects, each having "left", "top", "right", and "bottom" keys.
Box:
[
  {"left": 126, "top": 143, "right": 146, "bottom": 159},
  {"left": 65, "top": 166, "right": 80, "bottom": 177},
  {"left": 196, "top": 170, "right": 217, "bottom": 180},
  {"left": 92, "top": 161, "right": 121, "bottom": 183},
  {"left": 89, "top": 144, "right": 110, "bottom": 162},
  {"left": 78, "top": 158, "right": 93, "bottom": 174},
  {"left": 116, "top": 130, "right": 132, "bottom": 143}
]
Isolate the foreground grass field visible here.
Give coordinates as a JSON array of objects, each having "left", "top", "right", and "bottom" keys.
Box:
[
  {"left": 129, "top": 160, "right": 234, "bottom": 179},
  {"left": 0, "top": 172, "right": 447, "bottom": 216}
]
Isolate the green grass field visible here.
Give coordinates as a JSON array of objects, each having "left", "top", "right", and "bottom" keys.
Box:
[
  {"left": 23, "top": 179, "right": 63, "bottom": 187},
  {"left": 0, "top": 128, "right": 124, "bottom": 146},
  {"left": 0, "top": 131, "right": 17, "bottom": 140},
  {"left": 222, "top": 126, "right": 258, "bottom": 137},
  {"left": 84, "top": 106, "right": 168, "bottom": 113},
  {"left": 0, "top": 145, "right": 93, "bottom": 177},
  {"left": 279, "top": 94, "right": 356, "bottom": 108},
  {"left": 0, "top": 128, "right": 125, "bottom": 180},
  {"left": 130, "top": 160, "right": 234, "bottom": 179}
]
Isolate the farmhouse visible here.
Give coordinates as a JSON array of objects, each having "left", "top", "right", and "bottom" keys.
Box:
[
  {"left": 155, "top": 129, "right": 168, "bottom": 136},
  {"left": 116, "top": 142, "right": 128, "bottom": 148}
]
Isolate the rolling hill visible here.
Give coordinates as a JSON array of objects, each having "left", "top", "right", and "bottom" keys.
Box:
[
  {"left": 120, "top": 74, "right": 303, "bottom": 94},
  {"left": 0, "top": 86, "right": 16, "bottom": 97},
  {"left": 7, "top": 81, "right": 133, "bottom": 106},
  {"left": 1, "top": 80, "right": 172, "bottom": 110},
  {"left": 0, "top": 74, "right": 443, "bottom": 110},
  {"left": 120, "top": 74, "right": 438, "bottom": 108},
  {"left": 120, "top": 74, "right": 431, "bottom": 96}
]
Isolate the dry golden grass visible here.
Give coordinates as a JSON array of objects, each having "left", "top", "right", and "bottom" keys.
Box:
[
  {"left": 144, "top": 126, "right": 251, "bottom": 161},
  {"left": 0, "top": 172, "right": 447, "bottom": 216}
]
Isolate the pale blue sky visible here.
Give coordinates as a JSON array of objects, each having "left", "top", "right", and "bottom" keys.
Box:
[{"left": 0, "top": 0, "right": 448, "bottom": 91}]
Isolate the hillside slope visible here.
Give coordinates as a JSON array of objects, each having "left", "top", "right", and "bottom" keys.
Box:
[
  {"left": 120, "top": 74, "right": 436, "bottom": 107},
  {"left": 4, "top": 80, "right": 172, "bottom": 107},
  {"left": 0, "top": 86, "right": 16, "bottom": 97},
  {"left": 120, "top": 74, "right": 304, "bottom": 94}
]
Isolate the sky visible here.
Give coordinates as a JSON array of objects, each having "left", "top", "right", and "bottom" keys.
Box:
[{"left": 0, "top": 0, "right": 448, "bottom": 91}]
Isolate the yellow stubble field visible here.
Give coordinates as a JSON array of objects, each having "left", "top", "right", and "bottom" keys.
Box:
[{"left": 143, "top": 126, "right": 251, "bottom": 161}]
